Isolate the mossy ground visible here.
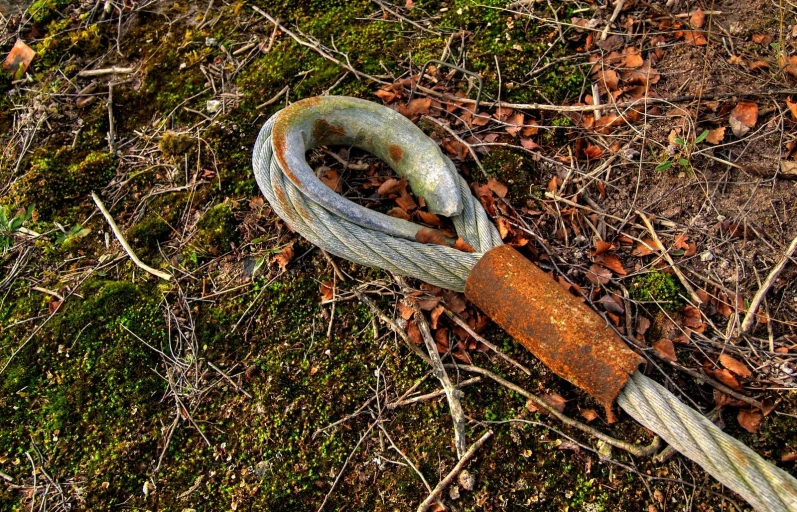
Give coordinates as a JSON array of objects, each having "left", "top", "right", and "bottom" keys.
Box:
[{"left": 1, "top": 1, "right": 794, "bottom": 511}]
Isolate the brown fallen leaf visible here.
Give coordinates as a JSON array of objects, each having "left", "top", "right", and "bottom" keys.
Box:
[
  {"left": 320, "top": 169, "right": 342, "bottom": 193},
  {"left": 584, "top": 144, "right": 603, "bottom": 159},
  {"left": 782, "top": 160, "right": 797, "bottom": 178},
  {"left": 406, "top": 321, "right": 422, "bottom": 345},
  {"left": 397, "top": 301, "right": 414, "bottom": 320},
  {"left": 712, "top": 368, "right": 742, "bottom": 390},
  {"left": 737, "top": 409, "right": 763, "bottom": 434},
  {"left": 683, "top": 305, "right": 706, "bottom": 332},
  {"left": 487, "top": 178, "right": 508, "bottom": 198},
  {"left": 689, "top": 8, "right": 705, "bottom": 28},
  {"left": 787, "top": 97, "right": 797, "bottom": 121},
  {"left": 505, "top": 111, "right": 525, "bottom": 136},
  {"left": 377, "top": 177, "right": 406, "bottom": 197},
  {"left": 580, "top": 408, "right": 599, "bottom": 423},
  {"left": 653, "top": 339, "right": 677, "bottom": 361},
  {"left": 395, "top": 190, "right": 418, "bottom": 211},
  {"left": 430, "top": 305, "right": 445, "bottom": 329},
  {"left": 320, "top": 281, "right": 334, "bottom": 301},
  {"left": 729, "top": 102, "right": 758, "bottom": 137},
  {"left": 748, "top": 60, "right": 769, "bottom": 71},
  {"left": 592, "top": 239, "right": 614, "bottom": 256},
  {"left": 387, "top": 207, "right": 410, "bottom": 220},
  {"left": 416, "top": 210, "right": 442, "bottom": 227},
  {"left": 595, "top": 253, "right": 627, "bottom": 275},
  {"left": 454, "top": 237, "right": 475, "bottom": 253},
  {"left": 496, "top": 217, "right": 512, "bottom": 239},
  {"left": 586, "top": 264, "right": 611, "bottom": 285},
  {"left": 273, "top": 245, "right": 294, "bottom": 271},
  {"left": 631, "top": 238, "right": 656, "bottom": 257},
  {"left": 705, "top": 126, "right": 726, "bottom": 144},
  {"left": 3, "top": 39, "right": 35, "bottom": 79},
  {"left": 374, "top": 88, "right": 396, "bottom": 103},
  {"left": 542, "top": 392, "right": 567, "bottom": 413},
  {"left": 415, "top": 227, "right": 448, "bottom": 246},
  {"left": 681, "top": 30, "right": 708, "bottom": 45},
  {"left": 752, "top": 33, "right": 773, "bottom": 45},
  {"left": 719, "top": 354, "right": 752, "bottom": 379}
]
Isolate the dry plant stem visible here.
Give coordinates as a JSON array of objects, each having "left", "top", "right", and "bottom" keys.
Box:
[
  {"left": 256, "top": 85, "right": 289, "bottom": 109},
  {"left": 388, "top": 377, "right": 482, "bottom": 409},
  {"left": 377, "top": 423, "right": 434, "bottom": 493},
  {"left": 443, "top": 309, "right": 532, "bottom": 375},
  {"left": 636, "top": 210, "right": 702, "bottom": 306},
  {"left": 355, "top": 291, "right": 432, "bottom": 365},
  {"left": 107, "top": 83, "right": 116, "bottom": 154},
  {"left": 0, "top": 470, "right": 12, "bottom": 482},
  {"left": 91, "top": 192, "right": 172, "bottom": 281},
  {"left": 601, "top": 0, "right": 626, "bottom": 40},
  {"left": 77, "top": 66, "right": 134, "bottom": 77},
  {"left": 412, "top": 302, "right": 468, "bottom": 459},
  {"left": 207, "top": 361, "right": 253, "bottom": 399},
  {"left": 740, "top": 232, "right": 797, "bottom": 333},
  {"left": 416, "top": 430, "right": 493, "bottom": 512},
  {"left": 452, "top": 364, "right": 662, "bottom": 458}
]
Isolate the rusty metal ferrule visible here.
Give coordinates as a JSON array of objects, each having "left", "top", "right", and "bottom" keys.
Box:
[{"left": 464, "top": 245, "right": 643, "bottom": 412}]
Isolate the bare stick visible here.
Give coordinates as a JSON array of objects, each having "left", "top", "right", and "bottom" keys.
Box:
[
  {"left": 453, "top": 364, "right": 661, "bottom": 458},
  {"left": 77, "top": 66, "right": 134, "bottom": 77},
  {"left": 207, "top": 361, "right": 253, "bottom": 399},
  {"left": 388, "top": 377, "right": 482, "bottom": 409},
  {"left": 411, "top": 302, "right": 468, "bottom": 459},
  {"left": 355, "top": 292, "right": 432, "bottom": 365},
  {"left": 741, "top": 232, "right": 797, "bottom": 333},
  {"left": 107, "top": 82, "right": 116, "bottom": 154},
  {"left": 443, "top": 309, "right": 532, "bottom": 375},
  {"left": 600, "top": 0, "right": 626, "bottom": 40},
  {"left": 91, "top": 192, "right": 172, "bottom": 281},
  {"left": 416, "top": 430, "right": 493, "bottom": 512},
  {"left": 0, "top": 470, "right": 12, "bottom": 482},
  {"left": 256, "top": 85, "right": 289, "bottom": 109},
  {"left": 377, "top": 423, "right": 434, "bottom": 493},
  {"left": 637, "top": 211, "right": 702, "bottom": 306}
]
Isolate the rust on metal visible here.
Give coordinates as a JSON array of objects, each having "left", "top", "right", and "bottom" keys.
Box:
[
  {"left": 270, "top": 97, "right": 325, "bottom": 186},
  {"left": 388, "top": 144, "right": 404, "bottom": 164},
  {"left": 465, "top": 245, "right": 642, "bottom": 414},
  {"left": 311, "top": 118, "right": 347, "bottom": 143}
]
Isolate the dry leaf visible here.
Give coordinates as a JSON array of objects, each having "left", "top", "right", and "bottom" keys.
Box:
[
  {"left": 632, "top": 239, "right": 656, "bottom": 257},
  {"left": 395, "top": 190, "right": 418, "bottom": 211},
  {"left": 624, "top": 53, "right": 644, "bottom": 69},
  {"left": 3, "top": 40, "right": 35, "bottom": 78},
  {"left": 397, "top": 301, "right": 414, "bottom": 320},
  {"left": 273, "top": 246, "right": 294, "bottom": 271},
  {"left": 377, "top": 177, "right": 406, "bottom": 197},
  {"left": 681, "top": 30, "right": 708, "bottom": 45},
  {"left": 496, "top": 217, "right": 512, "bottom": 239},
  {"left": 705, "top": 126, "right": 726, "bottom": 144},
  {"left": 320, "top": 281, "right": 334, "bottom": 301},
  {"left": 417, "top": 210, "right": 442, "bottom": 227},
  {"left": 599, "top": 294, "right": 624, "bottom": 314},
  {"left": 320, "top": 169, "right": 342, "bottom": 193},
  {"left": 387, "top": 207, "right": 410, "bottom": 220},
  {"left": 689, "top": 8, "right": 705, "bottom": 28},
  {"left": 737, "top": 409, "right": 763, "bottom": 434},
  {"left": 520, "top": 138, "right": 540, "bottom": 150},
  {"left": 782, "top": 160, "right": 797, "bottom": 178},
  {"left": 787, "top": 97, "right": 797, "bottom": 120},
  {"left": 454, "top": 237, "right": 475, "bottom": 253},
  {"left": 586, "top": 264, "right": 612, "bottom": 285},
  {"left": 752, "top": 33, "right": 773, "bottom": 45},
  {"left": 505, "top": 112, "right": 525, "bottom": 136},
  {"left": 595, "top": 253, "right": 627, "bottom": 275},
  {"left": 374, "top": 89, "right": 396, "bottom": 103},
  {"left": 415, "top": 228, "right": 448, "bottom": 246},
  {"left": 748, "top": 60, "right": 769, "bottom": 71},
  {"left": 580, "top": 408, "right": 599, "bottom": 422},
  {"left": 729, "top": 102, "right": 758, "bottom": 137},
  {"left": 592, "top": 239, "right": 614, "bottom": 256},
  {"left": 406, "top": 321, "right": 422, "bottom": 345},
  {"left": 683, "top": 305, "right": 706, "bottom": 332},
  {"left": 430, "top": 305, "right": 445, "bottom": 329},
  {"left": 712, "top": 368, "right": 742, "bottom": 390},
  {"left": 720, "top": 354, "right": 752, "bottom": 378},
  {"left": 542, "top": 392, "right": 567, "bottom": 413},
  {"left": 653, "top": 339, "right": 677, "bottom": 361},
  {"left": 584, "top": 144, "right": 603, "bottom": 159},
  {"left": 487, "top": 178, "right": 508, "bottom": 198}
]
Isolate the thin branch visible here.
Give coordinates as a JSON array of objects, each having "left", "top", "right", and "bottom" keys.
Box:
[
  {"left": 741, "top": 232, "right": 797, "bottom": 333},
  {"left": 91, "top": 192, "right": 172, "bottom": 281},
  {"left": 416, "top": 430, "right": 493, "bottom": 512}
]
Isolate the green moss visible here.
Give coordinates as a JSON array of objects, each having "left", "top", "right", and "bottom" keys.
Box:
[
  {"left": 194, "top": 202, "right": 240, "bottom": 255},
  {"left": 482, "top": 147, "right": 537, "bottom": 199},
  {"left": 630, "top": 271, "right": 686, "bottom": 309},
  {"left": 27, "top": 0, "right": 73, "bottom": 23},
  {"left": 9, "top": 150, "right": 116, "bottom": 220},
  {"left": 128, "top": 215, "right": 171, "bottom": 257},
  {"left": 159, "top": 131, "right": 194, "bottom": 157}
]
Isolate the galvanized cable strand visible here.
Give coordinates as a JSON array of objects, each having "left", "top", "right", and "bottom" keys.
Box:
[
  {"left": 619, "top": 372, "right": 797, "bottom": 511},
  {"left": 252, "top": 97, "right": 797, "bottom": 510},
  {"left": 252, "top": 110, "right": 502, "bottom": 292}
]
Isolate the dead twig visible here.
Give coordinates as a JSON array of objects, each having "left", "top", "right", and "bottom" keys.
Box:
[
  {"left": 411, "top": 301, "right": 468, "bottom": 459},
  {"left": 387, "top": 377, "right": 482, "bottom": 409},
  {"left": 91, "top": 192, "right": 172, "bottom": 281},
  {"left": 77, "top": 66, "right": 134, "bottom": 77},
  {"left": 416, "top": 430, "right": 493, "bottom": 512},
  {"left": 740, "top": 232, "right": 797, "bottom": 334},
  {"left": 207, "top": 361, "right": 253, "bottom": 399},
  {"left": 637, "top": 211, "right": 702, "bottom": 306}
]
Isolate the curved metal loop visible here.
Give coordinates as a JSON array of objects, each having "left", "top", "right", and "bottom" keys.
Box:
[{"left": 268, "top": 96, "right": 465, "bottom": 242}]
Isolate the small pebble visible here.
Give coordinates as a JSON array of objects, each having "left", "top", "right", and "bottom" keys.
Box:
[
  {"left": 700, "top": 251, "right": 714, "bottom": 262},
  {"left": 206, "top": 100, "right": 221, "bottom": 113},
  {"left": 458, "top": 470, "right": 475, "bottom": 491}
]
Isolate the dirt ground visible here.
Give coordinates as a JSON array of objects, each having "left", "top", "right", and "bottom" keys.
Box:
[{"left": 1, "top": 0, "right": 797, "bottom": 510}]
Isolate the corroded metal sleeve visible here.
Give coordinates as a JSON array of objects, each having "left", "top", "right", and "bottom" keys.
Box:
[{"left": 464, "top": 245, "right": 643, "bottom": 411}]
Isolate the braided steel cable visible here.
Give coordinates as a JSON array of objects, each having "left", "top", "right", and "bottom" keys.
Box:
[{"left": 252, "top": 98, "right": 797, "bottom": 511}]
